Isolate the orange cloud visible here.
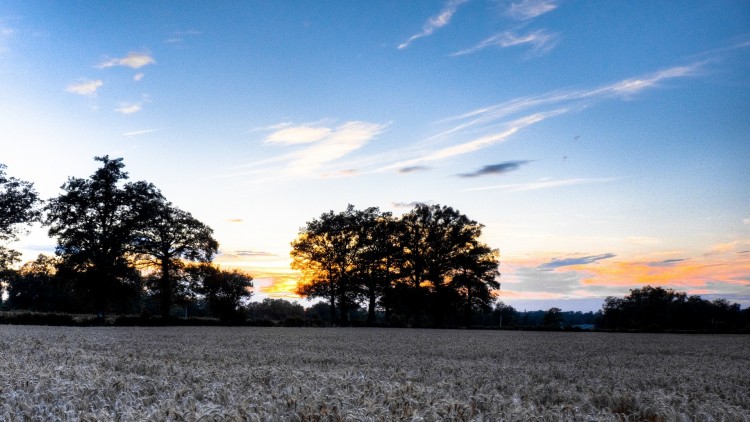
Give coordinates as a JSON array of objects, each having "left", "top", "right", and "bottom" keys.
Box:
[
  {"left": 496, "top": 290, "right": 565, "bottom": 300},
  {"left": 576, "top": 256, "right": 750, "bottom": 289}
]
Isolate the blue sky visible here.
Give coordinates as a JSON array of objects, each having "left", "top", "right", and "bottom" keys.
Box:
[{"left": 1, "top": 0, "right": 749, "bottom": 311}]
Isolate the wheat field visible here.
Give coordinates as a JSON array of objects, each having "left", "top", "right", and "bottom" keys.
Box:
[{"left": 0, "top": 326, "right": 748, "bottom": 421}]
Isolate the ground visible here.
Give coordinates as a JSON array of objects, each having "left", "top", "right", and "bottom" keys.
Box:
[{"left": 0, "top": 326, "right": 748, "bottom": 421}]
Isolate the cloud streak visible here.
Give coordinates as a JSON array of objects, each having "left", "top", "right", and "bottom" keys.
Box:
[
  {"left": 115, "top": 103, "right": 142, "bottom": 114},
  {"left": 123, "top": 128, "right": 161, "bottom": 137},
  {"left": 66, "top": 79, "right": 103, "bottom": 96},
  {"left": 373, "top": 61, "right": 707, "bottom": 177},
  {"left": 507, "top": 0, "right": 558, "bottom": 20},
  {"left": 452, "top": 30, "right": 559, "bottom": 57},
  {"left": 244, "top": 120, "right": 388, "bottom": 178},
  {"left": 398, "top": 0, "right": 468, "bottom": 49},
  {"left": 539, "top": 253, "right": 616, "bottom": 270},
  {"left": 98, "top": 52, "right": 155, "bottom": 69},
  {"left": 382, "top": 109, "right": 565, "bottom": 172},
  {"left": 458, "top": 160, "right": 531, "bottom": 178},
  {"left": 466, "top": 177, "right": 617, "bottom": 192}
]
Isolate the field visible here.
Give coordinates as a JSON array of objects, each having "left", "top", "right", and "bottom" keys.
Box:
[{"left": 0, "top": 326, "right": 748, "bottom": 421}]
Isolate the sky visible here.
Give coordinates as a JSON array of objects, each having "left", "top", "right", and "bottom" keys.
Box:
[{"left": 1, "top": 1, "right": 749, "bottom": 311}]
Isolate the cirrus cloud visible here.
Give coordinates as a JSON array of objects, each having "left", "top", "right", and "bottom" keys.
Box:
[
  {"left": 399, "top": 0, "right": 469, "bottom": 49},
  {"left": 66, "top": 79, "right": 103, "bottom": 96},
  {"left": 98, "top": 52, "right": 155, "bottom": 69}
]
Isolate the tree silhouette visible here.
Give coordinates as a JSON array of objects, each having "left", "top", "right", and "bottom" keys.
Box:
[
  {"left": 292, "top": 205, "right": 361, "bottom": 324},
  {"left": 398, "top": 204, "right": 498, "bottom": 325},
  {"left": 601, "top": 285, "right": 745, "bottom": 331},
  {"left": 543, "top": 307, "right": 563, "bottom": 328},
  {"left": 133, "top": 201, "right": 218, "bottom": 318},
  {"left": 351, "top": 207, "right": 400, "bottom": 324},
  {"left": 188, "top": 264, "right": 253, "bottom": 321},
  {"left": 292, "top": 203, "right": 501, "bottom": 326},
  {"left": 45, "top": 156, "right": 163, "bottom": 314},
  {"left": 452, "top": 243, "right": 501, "bottom": 324},
  {"left": 0, "top": 164, "right": 39, "bottom": 271}
]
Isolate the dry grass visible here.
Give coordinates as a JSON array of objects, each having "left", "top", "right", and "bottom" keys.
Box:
[{"left": 0, "top": 326, "right": 748, "bottom": 421}]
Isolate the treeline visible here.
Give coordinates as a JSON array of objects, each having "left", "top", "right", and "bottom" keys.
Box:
[
  {"left": 601, "top": 285, "right": 749, "bottom": 332},
  {"left": 0, "top": 157, "right": 253, "bottom": 320},
  {"left": 2, "top": 159, "right": 748, "bottom": 330},
  {"left": 291, "top": 204, "right": 500, "bottom": 327}
]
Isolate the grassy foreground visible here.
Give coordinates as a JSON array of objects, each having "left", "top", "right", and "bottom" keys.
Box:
[{"left": 0, "top": 326, "right": 748, "bottom": 421}]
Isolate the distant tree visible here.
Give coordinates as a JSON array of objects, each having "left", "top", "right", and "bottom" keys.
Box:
[
  {"left": 543, "top": 307, "right": 563, "bottom": 328},
  {"left": 133, "top": 201, "right": 218, "bottom": 318},
  {"left": 44, "top": 156, "right": 163, "bottom": 314},
  {"left": 305, "top": 301, "right": 333, "bottom": 323},
  {"left": 5, "top": 254, "right": 61, "bottom": 311},
  {"left": 246, "top": 298, "right": 305, "bottom": 321},
  {"left": 601, "top": 285, "right": 745, "bottom": 331},
  {"left": 0, "top": 164, "right": 40, "bottom": 271},
  {"left": 189, "top": 264, "right": 253, "bottom": 321},
  {"left": 493, "top": 301, "right": 517, "bottom": 327}
]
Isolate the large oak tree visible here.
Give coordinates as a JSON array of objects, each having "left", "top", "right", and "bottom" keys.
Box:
[{"left": 45, "top": 156, "right": 163, "bottom": 314}]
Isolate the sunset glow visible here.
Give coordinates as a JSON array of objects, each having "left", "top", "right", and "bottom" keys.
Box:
[{"left": 1, "top": 1, "right": 748, "bottom": 311}]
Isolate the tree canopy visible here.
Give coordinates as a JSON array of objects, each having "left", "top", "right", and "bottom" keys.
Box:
[
  {"left": 601, "top": 285, "right": 746, "bottom": 331},
  {"left": 132, "top": 200, "right": 218, "bottom": 317},
  {"left": 0, "top": 164, "right": 40, "bottom": 270},
  {"left": 291, "top": 203, "right": 500, "bottom": 326}
]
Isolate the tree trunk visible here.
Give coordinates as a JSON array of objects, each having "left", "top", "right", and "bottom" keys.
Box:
[
  {"left": 466, "top": 286, "right": 473, "bottom": 326},
  {"left": 160, "top": 260, "right": 171, "bottom": 318},
  {"left": 367, "top": 279, "right": 376, "bottom": 325},
  {"left": 329, "top": 294, "right": 336, "bottom": 325}
]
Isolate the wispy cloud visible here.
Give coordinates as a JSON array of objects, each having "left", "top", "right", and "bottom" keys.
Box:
[
  {"left": 452, "top": 29, "right": 559, "bottom": 57},
  {"left": 465, "top": 177, "right": 617, "bottom": 192},
  {"left": 458, "top": 160, "right": 531, "bottom": 178},
  {"left": 133, "top": 73, "right": 144, "bottom": 81},
  {"left": 115, "top": 103, "right": 142, "bottom": 114},
  {"left": 220, "top": 250, "right": 277, "bottom": 258},
  {"left": 265, "top": 125, "right": 332, "bottom": 145},
  {"left": 249, "top": 121, "right": 388, "bottom": 177},
  {"left": 539, "top": 253, "right": 616, "bottom": 270},
  {"left": 0, "top": 24, "right": 13, "bottom": 53},
  {"left": 382, "top": 109, "right": 565, "bottom": 172},
  {"left": 579, "top": 255, "right": 750, "bottom": 290},
  {"left": 375, "top": 61, "right": 706, "bottom": 176},
  {"left": 98, "top": 52, "right": 155, "bottom": 69},
  {"left": 66, "top": 79, "right": 103, "bottom": 96},
  {"left": 392, "top": 201, "right": 431, "bottom": 209},
  {"left": 165, "top": 30, "right": 202, "bottom": 44},
  {"left": 398, "top": 0, "right": 468, "bottom": 49},
  {"left": 444, "top": 62, "right": 705, "bottom": 128},
  {"left": 507, "top": 0, "right": 558, "bottom": 20},
  {"left": 123, "top": 128, "right": 161, "bottom": 137},
  {"left": 646, "top": 258, "right": 687, "bottom": 267},
  {"left": 399, "top": 165, "right": 431, "bottom": 174}
]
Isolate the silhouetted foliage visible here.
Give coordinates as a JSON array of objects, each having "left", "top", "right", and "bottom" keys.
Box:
[
  {"left": 291, "top": 205, "right": 362, "bottom": 324},
  {"left": 246, "top": 298, "right": 305, "bottom": 322},
  {"left": 601, "top": 285, "right": 746, "bottom": 331},
  {"left": 292, "top": 203, "right": 500, "bottom": 326},
  {"left": 0, "top": 164, "right": 40, "bottom": 272},
  {"left": 543, "top": 307, "right": 563, "bottom": 328},
  {"left": 187, "top": 264, "right": 253, "bottom": 321},
  {"left": 45, "top": 156, "right": 162, "bottom": 314},
  {"left": 132, "top": 200, "right": 218, "bottom": 317}
]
